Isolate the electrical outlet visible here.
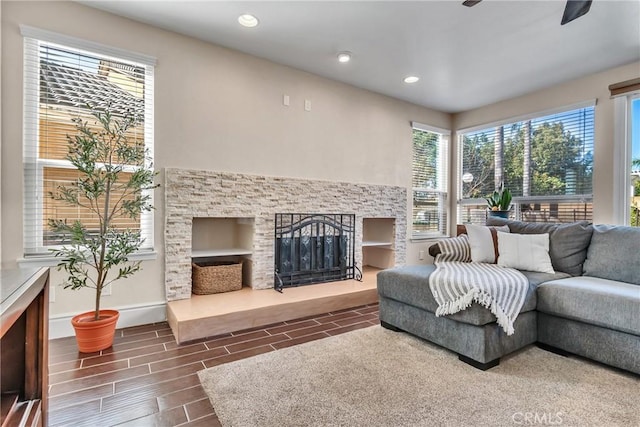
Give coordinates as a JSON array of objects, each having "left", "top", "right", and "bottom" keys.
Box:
[
  {"left": 102, "top": 284, "right": 112, "bottom": 296},
  {"left": 304, "top": 99, "right": 311, "bottom": 111},
  {"left": 419, "top": 250, "right": 425, "bottom": 260},
  {"left": 283, "top": 94, "right": 290, "bottom": 106}
]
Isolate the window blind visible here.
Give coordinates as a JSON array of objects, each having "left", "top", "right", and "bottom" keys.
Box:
[
  {"left": 23, "top": 34, "right": 155, "bottom": 255},
  {"left": 412, "top": 123, "right": 449, "bottom": 238},
  {"left": 458, "top": 104, "right": 595, "bottom": 224}
]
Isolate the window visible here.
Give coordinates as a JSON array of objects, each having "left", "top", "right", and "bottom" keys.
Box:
[
  {"left": 458, "top": 103, "right": 595, "bottom": 224},
  {"left": 411, "top": 123, "right": 449, "bottom": 238},
  {"left": 22, "top": 27, "right": 155, "bottom": 255},
  {"left": 631, "top": 97, "right": 640, "bottom": 227}
]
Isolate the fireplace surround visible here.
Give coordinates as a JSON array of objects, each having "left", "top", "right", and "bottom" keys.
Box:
[{"left": 164, "top": 168, "right": 407, "bottom": 301}]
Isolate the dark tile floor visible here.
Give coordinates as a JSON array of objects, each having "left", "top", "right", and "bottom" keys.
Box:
[{"left": 48, "top": 303, "right": 379, "bottom": 426}]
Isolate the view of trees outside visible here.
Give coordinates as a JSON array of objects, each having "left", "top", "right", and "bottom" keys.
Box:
[
  {"left": 412, "top": 128, "right": 447, "bottom": 236},
  {"left": 460, "top": 107, "right": 594, "bottom": 224}
]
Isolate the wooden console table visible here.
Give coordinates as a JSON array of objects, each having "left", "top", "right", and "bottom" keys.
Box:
[{"left": 1, "top": 268, "right": 49, "bottom": 426}]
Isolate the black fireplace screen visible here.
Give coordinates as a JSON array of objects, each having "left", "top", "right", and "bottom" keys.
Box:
[{"left": 274, "top": 213, "right": 360, "bottom": 292}]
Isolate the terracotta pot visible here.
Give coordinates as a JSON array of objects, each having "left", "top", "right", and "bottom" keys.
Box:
[{"left": 71, "top": 309, "right": 120, "bottom": 353}]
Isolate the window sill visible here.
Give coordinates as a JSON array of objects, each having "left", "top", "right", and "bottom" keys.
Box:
[
  {"left": 17, "top": 250, "right": 158, "bottom": 268},
  {"left": 410, "top": 235, "right": 448, "bottom": 243}
]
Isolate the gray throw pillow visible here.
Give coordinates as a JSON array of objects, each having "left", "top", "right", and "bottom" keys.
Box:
[
  {"left": 487, "top": 218, "right": 593, "bottom": 276},
  {"left": 583, "top": 225, "right": 640, "bottom": 285}
]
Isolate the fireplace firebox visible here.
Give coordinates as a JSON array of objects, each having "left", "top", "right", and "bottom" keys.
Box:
[{"left": 274, "top": 213, "right": 361, "bottom": 292}]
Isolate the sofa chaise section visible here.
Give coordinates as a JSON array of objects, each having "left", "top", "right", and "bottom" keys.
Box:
[{"left": 377, "top": 265, "right": 567, "bottom": 369}]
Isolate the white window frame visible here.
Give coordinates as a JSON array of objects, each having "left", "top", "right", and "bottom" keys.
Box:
[
  {"left": 613, "top": 93, "right": 640, "bottom": 225},
  {"left": 411, "top": 122, "right": 450, "bottom": 239},
  {"left": 21, "top": 26, "right": 156, "bottom": 260}
]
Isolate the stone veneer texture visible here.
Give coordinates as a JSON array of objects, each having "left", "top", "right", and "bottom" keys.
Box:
[{"left": 164, "top": 168, "right": 407, "bottom": 301}]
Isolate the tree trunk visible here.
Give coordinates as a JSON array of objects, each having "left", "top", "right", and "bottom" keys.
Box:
[
  {"left": 494, "top": 126, "right": 504, "bottom": 189},
  {"left": 523, "top": 120, "right": 532, "bottom": 197}
]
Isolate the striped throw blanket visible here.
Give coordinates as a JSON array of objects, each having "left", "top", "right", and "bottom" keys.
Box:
[{"left": 429, "top": 259, "right": 529, "bottom": 335}]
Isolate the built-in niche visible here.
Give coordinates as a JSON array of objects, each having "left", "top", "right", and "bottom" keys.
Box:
[
  {"left": 191, "top": 217, "right": 255, "bottom": 286},
  {"left": 362, "top": 217, "right": 395, "bottom": 269}
]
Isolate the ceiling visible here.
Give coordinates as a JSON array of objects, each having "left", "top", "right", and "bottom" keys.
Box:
[{"left": 80, "top": 1, "right": 640, "bottom": 113}]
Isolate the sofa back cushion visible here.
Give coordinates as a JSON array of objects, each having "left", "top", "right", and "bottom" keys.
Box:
[
  {"left": 487, "top": 218, "right": 593, "bottom": 276},
  {"left": 582, "top": 225, "right": 640, "bottom": 285}
]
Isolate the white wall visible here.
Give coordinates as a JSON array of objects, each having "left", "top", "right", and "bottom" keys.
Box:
[
  {"left": 453, "top": 61, "right": 640, "bottom": 225},
  {"left": 1, "top": 1, "right": 450, "bottom": 321}
]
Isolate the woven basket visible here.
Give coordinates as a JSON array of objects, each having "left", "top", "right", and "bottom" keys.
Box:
[{"left": 192, "top": 260, "right": 243, "bottom": 295}]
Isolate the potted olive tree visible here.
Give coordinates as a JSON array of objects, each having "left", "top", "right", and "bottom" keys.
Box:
[
  {"left": 486, "top": 184, "right": 512, "bottom": 219},
  {"left": 49, "top": 104, "right": 157, "bottom": 353}
]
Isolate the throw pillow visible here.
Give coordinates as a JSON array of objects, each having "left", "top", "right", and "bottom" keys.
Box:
[
  {"left": 465, "top": 224, "right": 509, "bottom": 263},
  {"left": 436, "top": 234, "right": 471, "bottom": 263},
  {"left": 497, "top": 231, "right": 555, "bottom": 274},
  {"left": 487, "top": 217, "right": 592, "bottom": 276}
]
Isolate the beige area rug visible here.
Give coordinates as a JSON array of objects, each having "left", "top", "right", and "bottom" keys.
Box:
[{"left": 198, "top": 326, "right": 639, "bottom": 426}]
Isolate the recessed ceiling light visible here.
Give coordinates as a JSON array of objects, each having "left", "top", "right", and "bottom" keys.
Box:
[
  {"left": 238, "top": 14, "right": 259, "bottom": 28},
  {"left": 337, "top": 52, "right": 352, "bottom": 63},
  {"left": 403, "top": 76, "right": 420, "bottom": 84}
]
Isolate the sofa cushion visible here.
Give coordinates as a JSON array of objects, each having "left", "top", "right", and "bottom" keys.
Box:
[
  {"left": 582, "top": 225, "right": 640, "bottom": 285},
  {"left": 377, "top": 265, "right": 568, "bottom": 327},
  {"left": 487, "top": 218, "right": 593, "bottom": 276},
  {"left": 537, "top": 276, "right": 640, "bottom": 335}
]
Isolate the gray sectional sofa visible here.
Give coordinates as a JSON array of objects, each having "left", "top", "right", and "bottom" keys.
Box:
[{"left": 377, "top": 219, "right": 640, "bottom": 373}]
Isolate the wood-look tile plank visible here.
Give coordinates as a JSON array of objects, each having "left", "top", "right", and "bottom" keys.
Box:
[
  {"left": 103, "top": 334, "right": 176, "bottom": 354},
  {"left": 333, "top": 312, "right": 378, "bottom": 327},
  {"left": 355, "top": 305, "right": 380, "bottom": 315},
  {"left": 149, "top": 346, "right": 229, "bottom": 373},
  {"left": 82, "top": 343, "right": 166, "bottom": 368},
  {"left": 103, "top": 373, "right": 202, "bottom": 412},
  {"left": 49, "top": 364, "right": 150, "bottom": 396},
  {"left": 129, "top": 342, "right": 208, "bottom": 367},
  {"left": 225, "top": 333, "right": 288, "bottom": 353},
  {"left": 230, "top": 321, "right": 286, "bottom": 335},
  {"left": 271, "top": 332, "right": 331, "bottom": 350},
  {"left": 202, "top": 345, "right": 274, "bottom": 368},
  {"left": 73, "top": 398, "right": 159, "bottom": 427},
  {"left": 157, "top": 385, "right": 209, "bottom": 412},
  {"left": 116, "top": 405, "right": 188, "bottom": 427},
  {"left": 285, "top": 322, "right": 340, "bottom": 339},
  {"left": 204, "top": 330, "right": 269, "bottom": 349},
  {"left": 120, "top": 322, "right": 171, "bottom": 337},
  {"left": 265, "top": 319, "right": 319, "bottom": 335},
  {"left": 115, "top": 362, "right": 205, "bottom": 394},
  {"left": 48, "top": 359, "right": 81, "bottom": 374},
  {"left": 315, "top": 310, "right": 361, "bottom": 324},
  {"left": 180, "top": 414, "right": 222, "bottom": 427},
  {"left": 326, "top": 321, "right": 374, "bottom": 336},
  {"left": 184, "top": 398, "right": 215, "bottom": 421},
  {"left": 49, "top": 359, "right": 130, "bottom": 384},
  {"left": 48, "top": 383, "right": 113, "bottom": 410},
  {"left": 48, "top": 399, "right": 101, "bottom": 427}
]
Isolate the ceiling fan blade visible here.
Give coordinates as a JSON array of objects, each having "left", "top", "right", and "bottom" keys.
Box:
[
  {"left": 462, "top": 0, "right": 482, "bottom": 7},
  {"left": 561, "top": 0, "right": 593, "bottom": 25}
]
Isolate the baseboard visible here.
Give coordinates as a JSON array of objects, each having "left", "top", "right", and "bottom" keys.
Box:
[{"left": 49, "top": 301, "right": 167, "bottom": 339}]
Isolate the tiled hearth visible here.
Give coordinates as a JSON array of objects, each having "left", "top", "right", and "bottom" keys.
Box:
[{"left": 167, "top": 267, "right": 380, "bottom": 343}]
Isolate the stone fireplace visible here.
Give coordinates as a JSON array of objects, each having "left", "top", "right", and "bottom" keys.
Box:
[{"left": 164, "top": 168, "right": 406, "bottom": 301}]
